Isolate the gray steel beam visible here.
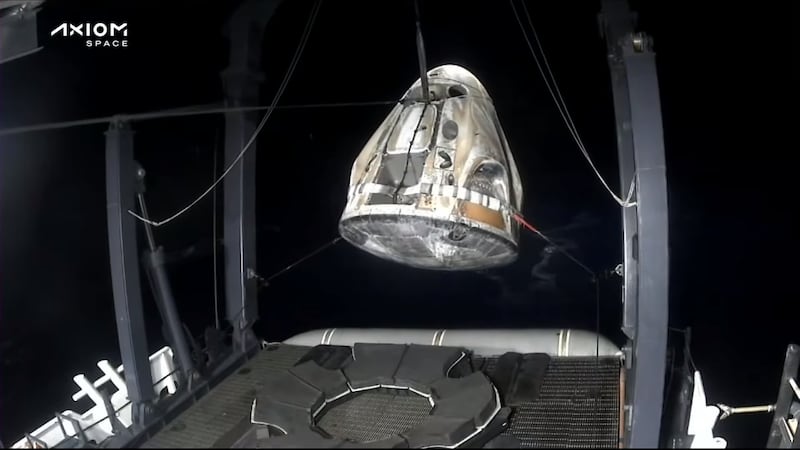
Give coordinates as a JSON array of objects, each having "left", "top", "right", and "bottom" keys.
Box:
[
  {"left": 625, "top": 44, "right": 670, "bottom": 448},
  {"left": 104, "top": 120, "right": 155, "bottom": 427},
  {"left": 133, "top": 167, "right": 195, "bottom": 382},
  {"left": 599, "top": 1, "right": 670, "bottom": 447},
  {"left": 220, "top": 0, "right": 282, "bottom": 352},
  {"left": 0, "top": 2, "right": 44, "bottom": 65},
  {"left": 767, "top": 344, "right": 800, "bottom": 448}
]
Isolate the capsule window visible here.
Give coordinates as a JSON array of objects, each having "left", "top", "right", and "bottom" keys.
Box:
[
  {"left": 447, "top": 85, "right": 467, "bottom": 98},
  {"left": 467, "top": 162, "right": 508, "bottom": 203}
]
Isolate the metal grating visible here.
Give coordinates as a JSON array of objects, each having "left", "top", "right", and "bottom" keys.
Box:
[
  {"left": 138, "top": 347, "right": 621, "bottom": 448},
  {"left": 316, "top": 388, "right": 432, "bottom": 442},
  {"left": 140, "top": 345, "right": 310, "bottom": 448},
  {"left": 501, "top": 356, "right": 621, "bottom": 448}
]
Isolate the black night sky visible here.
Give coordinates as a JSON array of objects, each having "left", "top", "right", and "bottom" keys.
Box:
[{"left": 0, "top": 0, "right": 795, "bottom": 447}]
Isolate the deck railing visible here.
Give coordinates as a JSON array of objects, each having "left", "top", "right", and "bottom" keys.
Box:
[{"left": 11, "top": 346, "right": 178, "bottom": 449}]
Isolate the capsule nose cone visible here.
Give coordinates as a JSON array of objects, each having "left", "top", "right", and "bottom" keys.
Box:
[{"left": 404, "top": 64, "right": 490, "bottom": 101}]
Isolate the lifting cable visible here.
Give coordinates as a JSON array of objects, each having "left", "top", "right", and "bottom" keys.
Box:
[
  {"left": 227, "top": 236, "right": 343, "bottom": 326},
  {"left": 511, "top": 211, "right": 601, "bottom": 353},
  {"left": 0, "top": 100, "right": 397, "bottom": 138},
  {"left": 413, "top": 0, "right": 431, "bottom": 104},
  {"left": 212, "top": 127, "right": 221, "bottom": 330},
  {"left": 247, "top": 213, "right": 608, "bottom": 437},
  {"left": 507, "top": 5, "right": 621, "bottom": 433},
  {"left": 250, "top": 237, "right": 343, "bottom": 288},
  {"left": 509, "top": 0, "right": 636, "bottom": 208},
  {"left": 512, "top": 212, "right": 595, "bottom": 279},
  {"left": 394, "top": 0, "right": 432, "bottom": 201},
  {"left": 245, "top": 0, "right": 433, "bottom": 286},
  {"left": 512, "top": 209, "right": 602, "bottom": 446},
  {"left": 242, "top": 212, "right": 604, "bottom": 397},
  {"left": 126, "top": 0, "right": 323, "bottom": 227}
]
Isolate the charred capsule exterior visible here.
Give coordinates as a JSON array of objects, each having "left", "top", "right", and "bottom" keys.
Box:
[{"left": 339, "top": 65, "right": 523, "bottom": 270}]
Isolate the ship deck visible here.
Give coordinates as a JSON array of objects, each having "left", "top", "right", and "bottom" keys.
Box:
[{"left": 139, "top": 344, "right": 622, "bottom": 448}]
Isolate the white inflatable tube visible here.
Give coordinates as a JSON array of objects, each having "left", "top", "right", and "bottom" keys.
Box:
[{"left": 284, "top": 328, "right": 622, "bottom": 358}]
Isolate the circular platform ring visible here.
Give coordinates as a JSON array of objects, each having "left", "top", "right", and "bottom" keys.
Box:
[{"left": 248, "top": 343, "right": 505, "bottom": 448}]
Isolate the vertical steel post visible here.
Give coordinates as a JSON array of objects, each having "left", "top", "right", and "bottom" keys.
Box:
[
  {"left": 767, "top": 344, "right": 800, "bottom": 448},
  {"left": 104, "top": 120, "right": 155, "bottom": 427},
  {"left": 600, "top": 1, "right": 670, "bottom": 446},
  {"left": 220, "top": 0, "right": 282, "bottom": 352}
]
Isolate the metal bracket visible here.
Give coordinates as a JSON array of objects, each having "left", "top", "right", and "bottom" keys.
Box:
[
  {"left": 54, "top": 413, "right": 88, "bottom": 446},
  {"left": 625, "top": 404, "right": 634, "bottom": 430},
  {"left": 767, "top": 344, "right": 800, "bottom": 447},
  {"left": 622, "top": 343, "right": 633, "bottom": 369},
  {"left": 718, "top": 403, "right": 776, "bottom": 421},
  {"left": 24, "top": 433, "right": 47, "bottom": 449},
  {"left": 100, "top": 390, "right": 128, "bottom": 435}
]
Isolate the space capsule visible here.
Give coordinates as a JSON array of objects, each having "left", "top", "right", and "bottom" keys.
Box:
[{"left": 339, "top": 65, "right": 524, "bottom": 270}]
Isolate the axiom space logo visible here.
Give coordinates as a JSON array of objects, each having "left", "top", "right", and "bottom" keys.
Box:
[{"left": 50, "top": 23, "right": 128, "bottom": 48}]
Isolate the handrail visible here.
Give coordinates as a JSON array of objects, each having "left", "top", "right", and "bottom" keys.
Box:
[{"left": 11, "top": 347, "right": 179, "bottom": 449}]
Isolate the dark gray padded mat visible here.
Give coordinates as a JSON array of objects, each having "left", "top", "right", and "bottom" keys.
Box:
[
  {"left": 140, "top": 345, "right": 310, "bottom": 448},
  {"left": 252, "top": 343, "right": 498, "bottom": 448},
  {"left": 139, "top": 346, "right": 621, "bottom": 449}
]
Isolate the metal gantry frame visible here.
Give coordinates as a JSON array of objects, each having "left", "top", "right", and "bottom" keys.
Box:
[
  {"left": 102, "top": 0, "right": 283, "bottom": 436},
  {"left": 220, "top": 0, "right": 283, "bottom": 353},
  {"left": 104, "top": 120, "right": 157, "bottom": 428},
  {"left": 767, "top": 344, "right": 800, "bottom": 448},
  {"left": 599, "top": 0, "right": 670, "bottom": 447},
  {"left": 101, "top": 0, "right": 669, "bottom": 446}
]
